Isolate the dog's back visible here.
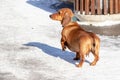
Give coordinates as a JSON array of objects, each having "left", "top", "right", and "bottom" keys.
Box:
[{"left": 62, "top": 22, "right": 94, "bottom": 53}]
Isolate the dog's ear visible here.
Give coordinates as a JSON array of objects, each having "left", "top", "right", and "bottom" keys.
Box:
[{"left": 61, "top": 14, "right": 71, "bottom": 27}]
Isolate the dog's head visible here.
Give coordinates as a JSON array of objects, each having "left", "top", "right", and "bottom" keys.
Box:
[{"left": 50, "top": 8, "right": 74, "bottom": 27}]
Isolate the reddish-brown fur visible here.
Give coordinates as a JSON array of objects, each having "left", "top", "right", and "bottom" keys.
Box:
[{"left": 50, "top": 8, "right": 100, "bottom": 68}]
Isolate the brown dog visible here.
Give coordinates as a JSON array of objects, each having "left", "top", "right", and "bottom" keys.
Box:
[{"left": 50, "top": 8, "right": 100, "bottom": 68}]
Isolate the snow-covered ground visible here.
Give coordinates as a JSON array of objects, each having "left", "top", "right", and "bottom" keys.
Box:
[{"left": 0, "top": 0, "right": 120, "bottom": 80}]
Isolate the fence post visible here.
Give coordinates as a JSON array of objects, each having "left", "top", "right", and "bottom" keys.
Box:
[
  {"left": 75, "top": 0, "right": 79, "bottom": 11},
  {"left": 119, "top": 0, "right": 120, "bottom": 13},
  {"left": 115, "top": 0, "right": 119, "bottom": 13},
  {"left": 91, "top": 0, "right": 95, "bottom": 15},
  {"left": 109, "top": 0, "right": 114, "bottom": 14},
  {"left": 103, "top": 0, "right": 107, "bottom": 14},
  {"left": 80, "top": 0, "right": 84, "bottom": 14},
  {"left": 85, "top": 0, "right": 89, "bottom": 15},
  {"left": 97, "top": 0, "right": 101, "bottom": 15}
]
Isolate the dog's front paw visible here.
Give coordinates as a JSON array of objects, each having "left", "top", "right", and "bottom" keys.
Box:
[
  {"left": 62, "top": 46, "right": 66, "bottom": 51},
  {"left": 62, "top": 47, "right": 66, "bottom": 51}
]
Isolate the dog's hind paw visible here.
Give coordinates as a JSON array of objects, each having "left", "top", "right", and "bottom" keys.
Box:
[
  {"left": 73, "top": 57, "right": 80, "bottom": 60},
  {"left": 90, "top": 62, "right": 96, "bottom": 66},
  {"left": 76, "top": 64, "right": 83, "bottom": 68}
]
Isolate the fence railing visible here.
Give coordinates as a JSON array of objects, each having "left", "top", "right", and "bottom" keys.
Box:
[{"left": 74, "top": 0, "right": 120, "bottom": 15}]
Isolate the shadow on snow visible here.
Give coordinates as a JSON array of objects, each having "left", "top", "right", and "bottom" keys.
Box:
[
  {"left": 26, "top": 0, "right": 74, "bottom": 12},
  {"left": 24, "top": 42, "right": 91, "bottom": 66}
]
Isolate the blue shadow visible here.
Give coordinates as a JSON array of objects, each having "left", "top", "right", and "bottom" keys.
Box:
[
  {"left": 50, "top": 1, "right": 74, "bottom": 11},
  {"left": 24, "top": 42, "right": 76, "bottom": 64},
  {"left": 24, "top": 42, "right": 91, "bottom": 66},
  {"left": 26, "top": 0, "right": 74, "bottom": 12}
]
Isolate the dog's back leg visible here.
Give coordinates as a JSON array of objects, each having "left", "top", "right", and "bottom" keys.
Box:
[
  {"left": 90, "top": 51, "right": 99, "bottom": 66},
  {"left": 76, "top": 53, "right": 85, "bottom": 67},
  {"left": 76, "top": 46, "right": 86, "bottom": 67}
]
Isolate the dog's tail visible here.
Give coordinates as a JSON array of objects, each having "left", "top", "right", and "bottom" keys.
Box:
[{"left": 91, "top": 33, "right": 100, "bottom": 56}]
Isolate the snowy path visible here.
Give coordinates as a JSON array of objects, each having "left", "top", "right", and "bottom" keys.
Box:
[{"left": 0, "top": 0, "right": 120, "bottom": 80}]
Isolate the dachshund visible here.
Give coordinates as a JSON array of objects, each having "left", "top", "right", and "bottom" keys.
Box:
[{"left": 50, "top": 8, "right": 100, "bottom": 68}]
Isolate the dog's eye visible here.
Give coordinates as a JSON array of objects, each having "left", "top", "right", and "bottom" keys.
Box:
[
  {"left": 58, "top": 11, "right": 62, "bottom": 14},
  {"left": 58, "top": 11, "right": 61, "bottom": 14}
]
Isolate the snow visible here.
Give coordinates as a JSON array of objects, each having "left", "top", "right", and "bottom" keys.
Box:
[{"left": 0, "top": 0, "right": 120, "bottom": 80}]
